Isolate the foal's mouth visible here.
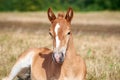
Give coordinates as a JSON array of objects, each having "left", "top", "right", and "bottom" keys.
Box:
[{"left": 52, "top": 52, "right": 65, "bottom": 64}]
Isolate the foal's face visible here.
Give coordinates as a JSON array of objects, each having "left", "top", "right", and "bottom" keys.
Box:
[
  {"left": 49, "top": 19, "right": 71, "bottom": 63},
  {"left": 48, "top": 8, "right": 73, "bottom": 63}
]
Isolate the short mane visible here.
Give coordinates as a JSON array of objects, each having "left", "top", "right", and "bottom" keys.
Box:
[{"left": 58, "top": 12, "right": 65, "bottom": 18}]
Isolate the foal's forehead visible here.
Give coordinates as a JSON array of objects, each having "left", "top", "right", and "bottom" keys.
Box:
[{"left": 52, "top": 19, "right": 70, "bottom": 30}]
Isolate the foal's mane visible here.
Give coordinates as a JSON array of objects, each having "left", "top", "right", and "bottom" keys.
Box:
[{"left": 57, "top": 12, "right": 65, "bottom": 18}]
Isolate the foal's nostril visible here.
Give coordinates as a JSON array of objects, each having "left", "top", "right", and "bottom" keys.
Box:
[
  {"left": 60, "top": 52, "right": 64, "bottom": 57},
  {"left": 59, "top": 52, "right": 64, "bottom": 62},
  {"left": 59, "top": 57, "right": 63, "bottom": 62}
]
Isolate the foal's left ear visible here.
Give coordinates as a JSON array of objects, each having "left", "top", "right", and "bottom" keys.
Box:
[
  {"left": 48, "top": 8, "right": 56, "bottom": 23},
  {"left": 65, "top": 7, "right": 73, "bottom": 23}
]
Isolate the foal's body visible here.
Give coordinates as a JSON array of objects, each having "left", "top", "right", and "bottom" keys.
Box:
[
  {"left": 3, "top": 8, "right": 86, "bottom": 80},
  {"left": 31, "top": 35, "right": 86, "bottom": 80}
]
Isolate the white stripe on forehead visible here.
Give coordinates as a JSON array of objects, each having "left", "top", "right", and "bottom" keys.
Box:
[
  {"left": 55, "top": 23, "right": 60, "bottom": 35},
  {"left": 55, "top": 23, "right": 60, "bottom": 48}
]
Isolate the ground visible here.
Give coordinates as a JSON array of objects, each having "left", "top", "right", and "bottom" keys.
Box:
[{"left": 0, "top": 12, "right": 120, "bottom": 80}]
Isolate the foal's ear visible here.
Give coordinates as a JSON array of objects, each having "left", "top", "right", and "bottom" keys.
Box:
[
  {"left": 65, "top": 7, "right": 73, "bottom": 23},
  {"left": 48, "top": 8, "right": 56, "bottom": 23}
]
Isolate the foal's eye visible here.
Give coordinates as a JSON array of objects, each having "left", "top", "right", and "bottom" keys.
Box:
[{"left": 67, "top": 32, "right": 71, "bottom": 35}]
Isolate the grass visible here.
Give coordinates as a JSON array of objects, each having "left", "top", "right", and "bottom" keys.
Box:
[
  {"left": 0, "top": 31, "right": 120, "bottom": 80},
  {"left": 0, "top": 32, "right": 52, "bottom": 79},
  {"left": 0, "top": 12, "right": 120, "bottom": 80},
  {"left": 74, "top": 33, "right": 120, "bottom": 80}
]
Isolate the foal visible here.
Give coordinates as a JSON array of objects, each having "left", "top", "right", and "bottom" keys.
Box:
[{"left": 3, "top": 8, "right": 86, "bottom": 80}]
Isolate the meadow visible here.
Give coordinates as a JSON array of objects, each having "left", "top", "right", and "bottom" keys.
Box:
[{"left": 0, "top": 12, "right": 120, "bottom": 80}]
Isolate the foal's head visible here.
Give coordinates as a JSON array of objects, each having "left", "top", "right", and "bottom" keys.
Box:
[{"left": 48, "top": 8, "right": 73, "bottom": 64}]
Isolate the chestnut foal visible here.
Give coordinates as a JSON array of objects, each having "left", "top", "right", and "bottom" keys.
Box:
[{"left": 3, "top": 8, "right": 86, "bottom": 80}]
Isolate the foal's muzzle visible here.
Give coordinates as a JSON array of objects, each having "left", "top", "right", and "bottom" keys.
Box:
[{"left": 52, "top": 52, "right": 64, "bottom": 64}]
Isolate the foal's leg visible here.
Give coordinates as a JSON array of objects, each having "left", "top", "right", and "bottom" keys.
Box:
[
  {"left": 2, "top": 51, "right": 34, "bottom": 80},
  {"left": 17, "top": 67, "right": 31, "bottom": 80},
  {"left": 2, "top": 60, "right": 25, "bottom": 80}
]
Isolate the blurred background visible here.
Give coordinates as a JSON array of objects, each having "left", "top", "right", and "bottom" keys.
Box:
[
  {"left": 0, "top": 0, "right": 120, "bottom": 11},
  {"left": 0, "top": 0, "right": 120, "bottom": 80}
]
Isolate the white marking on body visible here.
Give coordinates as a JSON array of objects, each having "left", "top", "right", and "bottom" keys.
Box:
[
  {"left": 3, "top": 51, "right": 34, "bottom": 80},
  {"left": 55, "top": 23, "right": 60, "bottom": 48}
]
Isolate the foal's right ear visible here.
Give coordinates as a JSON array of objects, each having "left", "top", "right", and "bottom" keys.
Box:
[
  {"left": 65, "top": 7, "right": 73, "bottom": 23},
  {"left": 48, "top": 8, "right": 56, "bottom": 23}
]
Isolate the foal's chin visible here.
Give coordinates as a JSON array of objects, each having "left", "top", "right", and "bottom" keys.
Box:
[{"left": 54, "top": 57, "right": 65, "bottom": 64}]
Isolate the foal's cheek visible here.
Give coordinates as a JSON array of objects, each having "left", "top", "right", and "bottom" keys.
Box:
[
  {"left": 62, "top": 38, "right": 68, "bottom": 47},
  {"left": 53, "top": 39, "right": 56, "bottom": 48},
  {"left": 66, "top": 36, "right": 70, "bottom": 44}
]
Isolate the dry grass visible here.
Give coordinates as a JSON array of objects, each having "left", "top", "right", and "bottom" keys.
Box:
[
  {"left": 0, "top": 32, "right": 52, "bottom": 79},
  {"left": 0, "top": 12, "right": 120, "bottom": 80},
  {"left": 0, "top": 31, "right": 120, "bottom": 80},
  {"left": 74, "top": 32, "right": 120, "bottom": 80}
]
